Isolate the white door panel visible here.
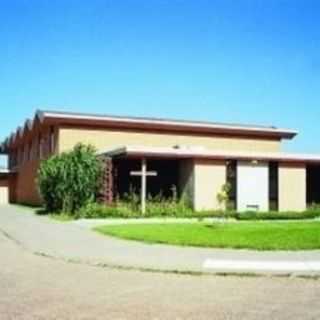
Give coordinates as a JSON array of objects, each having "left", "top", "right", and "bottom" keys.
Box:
[
  {"left": 0, "top": 187, "right": 8, "bottom": 204},
  {"left": 237, "top": 161, "right": 269, "bottom": 212}
]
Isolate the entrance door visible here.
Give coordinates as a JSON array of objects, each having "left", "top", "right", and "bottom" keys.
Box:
[
  {"left": 237, "top": 161, "right": 269, "bottom": 212},
  {"left": 0, "top": 187, "right": 8, "bottom": 204},
  {"left": 307, "top": 165, "right": 320, "bottom": 205}
]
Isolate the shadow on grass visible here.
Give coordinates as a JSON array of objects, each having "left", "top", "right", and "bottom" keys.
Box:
[
  {"left": 34, "top": 208, "right": 75, "bottom": 222},
  {"left": 35, "top": 208, "right": 49, "bottom": 216},
  {"left": 203, "top": 224, "right": 223, "bottom": 230}
]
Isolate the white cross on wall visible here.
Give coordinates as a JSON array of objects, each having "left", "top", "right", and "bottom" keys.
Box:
[{"left": 130, "top": 158, "right": 157, "bottom": 214}]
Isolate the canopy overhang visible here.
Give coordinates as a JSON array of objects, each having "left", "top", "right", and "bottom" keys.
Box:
[
  {"left": 100, "top": 146, "right": 320, "bottom": 164},
  {"left": 0, "top": 168, "right": 12, "bottom": 179}
]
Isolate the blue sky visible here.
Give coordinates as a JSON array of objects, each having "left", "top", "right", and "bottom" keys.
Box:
[{"left": 0, "top": 0, "right": 319, "bottom": 166}]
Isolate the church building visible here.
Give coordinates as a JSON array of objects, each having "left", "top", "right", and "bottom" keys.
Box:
[{"left": 1, "top": 110, "right": 320, "bottom": 212}]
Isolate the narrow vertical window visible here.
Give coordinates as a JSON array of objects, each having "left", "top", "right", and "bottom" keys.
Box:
[
  {"left": 11, "top": 150, "right": 17, "bottom": 168},
  {"left": 226, "top": 160, "right": 237, "bottom": 210},
  {"left": 17, "top": 148, "right": 20, "bottom": 166},
  {"left": 269, "top": 162, "right": 279, "bottom": 211},
  {"left": 9, "top": 153, "right": 13, "bottom": 169},
  {"left": 50, "top": 126, "right": 55, "bottom": 154},
  {"left": 38, "top": 134, "right": 42, "bottom": 159},
  {"left": 28, "top": 142, "right": 32, "bottom": 161},
  {"left": 21, "top": 146, "right": 24, "bottom": 164},
  {"left": 19, "top": 147, "right": 23, "bottom": 165},
  {"left": 23, "top": 145, "right": 27, "bottom": 164}
]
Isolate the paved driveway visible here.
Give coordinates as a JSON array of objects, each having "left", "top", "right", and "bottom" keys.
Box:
[
  {"left": 1, "top": 205, "right": 320, "bottom": 276},
  {"left": 1, "top": 220, "right": 320, "bottom": 319}
]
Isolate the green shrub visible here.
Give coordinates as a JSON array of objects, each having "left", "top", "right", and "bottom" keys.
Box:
[
  {"left": 38, "top": 144, "right": 103, "bottom": 214},
  {"left": 77, "top": 203, "right": 114, "bottom": 219},
  {"left": 145, "top": 201, "right": 192, "bottom": 217},
  {"left": 37, "top": 155, "right": 64, "bottom": 213},
  {"left": 237, "top": 210, "right": 320, "bottom": 220},
  {"left": 308, "top": 203, "right": 320, "bottom": 211},
  {"left": 76, "top": 197, "right": 236, "bottom": 220},
  {"left": 71, "top": 201, "right": 320, "bottom": 220},
  {"left": 192, "top": 210, "right": 237, "bottom": 219},
  {"left": 77, "top": 202, "right": 141, "bottom": 219}
]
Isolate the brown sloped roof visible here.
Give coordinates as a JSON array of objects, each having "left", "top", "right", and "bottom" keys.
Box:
[{"left": 1, "top": 109, "right": 298, "bottom": 151}]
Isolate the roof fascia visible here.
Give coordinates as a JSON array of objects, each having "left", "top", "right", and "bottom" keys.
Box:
[{"left": 40, "top": 110, "right": 298, "bottom": 140}]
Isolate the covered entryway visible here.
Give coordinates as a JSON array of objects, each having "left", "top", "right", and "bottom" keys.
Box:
[
  {"left": 99, "top": 147, "right": 195, "bottom": 212},
  {"left": 113, "top": 158, "right": 181, "bottom": 200},
  {"left": 307, "top": 165, "right": 320, "bottom": 206}
]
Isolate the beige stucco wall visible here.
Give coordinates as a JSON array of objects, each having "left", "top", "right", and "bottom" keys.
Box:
[
  {"left": 279, "top": 163, "right": 306, "bottom": 212},
  {"left": 193, "top": 160, "right": 226, "bottom": 211},
  {"left": 58, "top": 127, "right": 281, "bottom": 154}
]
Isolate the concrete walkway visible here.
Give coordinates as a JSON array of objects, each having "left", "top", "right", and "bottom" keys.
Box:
[
  {"left": 1, "top": 205, "right": 320, "bottom": 276},
  {"left": 72, "top": 216, "right": 234, "bottom": 229}
]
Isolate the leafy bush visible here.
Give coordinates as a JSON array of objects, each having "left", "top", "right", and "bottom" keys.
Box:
[
  {"left": 146, "top": 200, "right": 192, "bottom": 217},
  {"left": 216, "top": 183, "right": 231, "bottom": 209},
  {"left": 308, "top": 203, "right": 320, "bottom": 211},
  {"left": 77, "top": 198, "right": 235, "bottom": 220},
  {"left": 38, "top": 144, "right": 103, "bottom": 214},
  {"left": 76, "top": 187, "right": 238, "bottom": 220},
  {"left": 77, "top": 202, "right": 140, "bottom": 219},
  {"left": 237, "top": 210, "right": 320, "bottom": 220},
  {"left": 110, "top": 187, "right": 194, "bottom": 218},
  {"left": 77, "top": 201, "right": 320, "bottom": 220}
]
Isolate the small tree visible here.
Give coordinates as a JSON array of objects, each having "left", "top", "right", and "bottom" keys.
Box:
[
  {"left": 217, "top": 182, "right": 231, "bottom": 210},
  {"left": 38, "top": 144, "right": 103, "bottom": 214}
]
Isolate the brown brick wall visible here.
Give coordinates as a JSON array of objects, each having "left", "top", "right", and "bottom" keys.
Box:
[
  {"left": 8, "top": 174, "right": 17, "bottom": 203},
  {"left": 8, "top": 124, "right": 58, "bottom": 206},
  {"left": 14, "top": 159, "right": 42, "bottom": 205},
  {"left": 0, "top": 178, "right": 9, "bottom": 187}
]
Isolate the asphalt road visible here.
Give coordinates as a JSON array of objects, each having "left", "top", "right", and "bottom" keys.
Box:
[{"left": 1, "top": 232, "right": 320, "bottom": 320}]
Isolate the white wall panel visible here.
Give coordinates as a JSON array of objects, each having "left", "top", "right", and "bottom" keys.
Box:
[
  {"left": 0, "top": 187, "right": 8, "bottom": 204},
  {"left": 237, "top": 161, "right": 269, "bottom": 212}
]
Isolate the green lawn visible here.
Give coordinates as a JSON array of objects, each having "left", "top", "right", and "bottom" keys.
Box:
[{"left": 95, "top": 221, "right": 320, "bottom": 251}]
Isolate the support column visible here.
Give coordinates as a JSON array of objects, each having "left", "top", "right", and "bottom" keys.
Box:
[
  {"left": 193, "top": 159, "right": 226, "bottom": 211},
  {"left": 279, "top": 163, "right": 306, "bottom": 212}
]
